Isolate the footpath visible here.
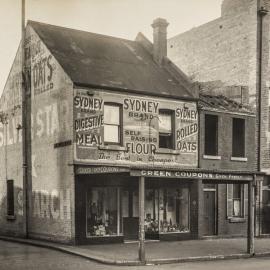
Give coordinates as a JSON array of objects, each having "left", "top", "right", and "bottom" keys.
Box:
[{"left": 1, "top": 236, "right": 270, "bottom": 266}]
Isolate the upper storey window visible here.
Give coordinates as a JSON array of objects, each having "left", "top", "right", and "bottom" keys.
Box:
[
  {"left": 104, "top": 103, "right": 121, "bottom": 145},
  {"left": 159, "top": 110, "right": 174, "bottom": 149},
  {"left": 204, "top": 114, "right": 218, "bottom": 156},
  {"left": 232, "top": 118, "right": 245, "bottom": 157}
]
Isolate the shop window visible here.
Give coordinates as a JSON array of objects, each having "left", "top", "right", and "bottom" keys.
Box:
[
  {"left": 158, "top": 187, "right": 189, "bottom": 233},
  {"left": 159, "top": 110, "right": 174, "bottom": 149},
  {"left": 7, "top": 180, "right": 14, "bottom": 216},
  {"left": 86, "top": 187, "right": 121, "bottom": 237},
  {"left": 204, "top": 114, "right": 218, "bottom": 155},
  {"left": 104, "top": 103, "right": 122, "bottom": 145},
  {"left": 227, "top": 184, "right": 247, "bottom": 218},
  {"left": 232, "top": 118, "right": 245, "bottom": 157}
]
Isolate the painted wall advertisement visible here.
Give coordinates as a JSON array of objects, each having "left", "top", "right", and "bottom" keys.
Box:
[{"left": 74, "top": 89, "right": 198, "bottom": 167}]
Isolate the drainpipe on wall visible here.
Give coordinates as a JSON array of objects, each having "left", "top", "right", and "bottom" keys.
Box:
[
  {"left": 257, "top": 6, "right": 268, "bottom": 172},
  {"left": 21, "top": 0, "right": 29, "bottom": 238}
]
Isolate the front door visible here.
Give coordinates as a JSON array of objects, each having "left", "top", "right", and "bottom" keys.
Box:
[
  {"left": 203, "top": 190, "right": 216, "bottom": 236},
  {"left": 122, "top": 188, "right": 139, "bottom": 240},
  {"left": 262, "top": 189, "right": 270, "bottom": 234}
]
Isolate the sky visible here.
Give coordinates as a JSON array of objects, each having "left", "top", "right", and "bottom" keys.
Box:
[{"left": 0, "top": 0, "right": 223, "bottom": 95}]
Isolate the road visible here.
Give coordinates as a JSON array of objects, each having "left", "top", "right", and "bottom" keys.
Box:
[{"left": 1, "top": 240, "right": 270, "bottom": 270}]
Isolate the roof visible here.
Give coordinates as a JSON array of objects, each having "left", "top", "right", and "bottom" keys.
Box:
[
  {"left": 199, "top": 94, "right": 254, "bottom": 115},
  {"left": 28, "top": 21, "right": 195, "bottom": 100}
]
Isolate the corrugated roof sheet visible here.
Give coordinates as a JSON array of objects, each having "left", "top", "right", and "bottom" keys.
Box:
[
  {"left": 199, "top": 94, "right": 254, "bottom": 115},
  {"left": 29, "top": 21, "right": 195, "bottom": 100}
]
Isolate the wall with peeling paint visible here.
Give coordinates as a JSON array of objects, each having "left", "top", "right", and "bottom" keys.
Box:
[{"left": 0, "top": 25, "right": 75, "bottom": 243}]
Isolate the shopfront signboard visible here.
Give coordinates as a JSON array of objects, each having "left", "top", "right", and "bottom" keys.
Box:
[
  {"left": 130, "top": 169, "right": 254, "bottom": 181},
  {"left": 76, "top": 166, "right": 129, "bottom": 175}
]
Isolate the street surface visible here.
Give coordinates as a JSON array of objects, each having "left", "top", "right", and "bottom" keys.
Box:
[{"left": 1, "top": 240, "right": 270, "bottom": 270}]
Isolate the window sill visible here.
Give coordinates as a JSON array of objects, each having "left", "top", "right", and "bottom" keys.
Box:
[
  {"left": 159, "top": 231, "right": 190, "bottom": 234},
  {"left": 156, "top": 148, "right": 180, "bottom": 155},
  {"left": 6, "top": 215, "right": 16, "bottom": 221},
  {"left": 86, "top": 234, "right": 123, "bottom": 238},
  {"left": 98, "top": 145, "right": 126, "bottom": 151},
  {"left": 230, "top": 157, "right": 248, "bottom": 162},
  {"left": 228, "top": 217, "right": 246, "bottom": 223},
  {"left": 203, "top": 155, "right": 221, "bottom": 160}
]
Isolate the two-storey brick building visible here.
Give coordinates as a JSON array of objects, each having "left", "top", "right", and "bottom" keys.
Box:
[
  {"left": 198, "top": 94, "right": 257, "bottom": 237},
  {"left": 0, "top": 18, "right": 261, "bottom": 245},
  {"left": 168, "top": 0, "right": 270, "bottom": 236}
]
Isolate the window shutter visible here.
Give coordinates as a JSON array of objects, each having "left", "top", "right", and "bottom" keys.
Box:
[
  {"left": 244, "top": 184, "right": 248, "bottom": 217},
  {"left": 227, "top": 184, "right": 233, "bottom": 218}
]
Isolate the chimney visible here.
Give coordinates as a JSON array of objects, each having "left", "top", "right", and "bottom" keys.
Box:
[{"left": 151, "top": 18, "right": 169, "bottom": 65}]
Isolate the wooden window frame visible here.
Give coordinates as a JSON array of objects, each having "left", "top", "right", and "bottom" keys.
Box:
[
  {"left": 227, "top": 184, "right": 248, "bottom": 219},
  {"left": 158, "top": 109, "right": 175, "bottom": 150},
  {"left": 104, "top": 103, "right": 123, "bottom": 145},
  {"left": 204, "top": 114, "right": 218, "bottom": 156},
  {"left": 232, "top": 117, "right": 245, "bottom": 158}
]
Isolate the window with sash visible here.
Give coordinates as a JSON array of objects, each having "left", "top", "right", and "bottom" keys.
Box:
[
  {"left": 159, "top": 110, "right": 174, "bottom": 149},
  {"left": 227, "top": 184, "right": 248, "bottom": 218},
  {"left": 104, "top": 103, "right": 122, "bottom": 145}
]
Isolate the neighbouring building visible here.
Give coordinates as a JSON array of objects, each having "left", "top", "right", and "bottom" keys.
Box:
[
  {"left": 168, "top": 0, "right": 270, "bottom": 236},
  {"left": 198, "top": 94, "right": 257, "bottom": 237},
  {"left": 0, "top": 18, "right": 262, "bottom": 245}
]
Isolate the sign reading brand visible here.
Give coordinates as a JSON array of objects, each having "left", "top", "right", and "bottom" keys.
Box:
[{"left": 130, "top": 170, "right": 254, "bottom": 181}]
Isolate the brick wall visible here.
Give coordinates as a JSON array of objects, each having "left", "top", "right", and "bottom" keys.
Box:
[
  {"left": 0, "top": 25, "right": 76, "bottom": 243},
  {"left": 168, "top": 0, "right": 258, "bottom": 100},
  {"left": 168, "top": 0, "right": 270, "bottom": 174},
  {"left": 0, "top": 43, "right": 25, "bottom": 237},
  {"left": 26, "top": 26, "right": 75, "bottom": 243},
  {"left": 199, "top": 110, "right": 256, "bottom": 171},
  {"left": 217, "top": 184, "right": 248, "bottom": 236}
]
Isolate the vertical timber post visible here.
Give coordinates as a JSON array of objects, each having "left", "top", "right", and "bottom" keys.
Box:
[
  {"left": 138, "top": 176, "right": 145, "bottom": 263},
  {"left": 247, "top": 176, "right": 255, "bottom": 255}
]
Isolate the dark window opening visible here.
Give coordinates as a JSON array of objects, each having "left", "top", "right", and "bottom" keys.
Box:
[
  {"left": 232, "top": 118, "right": 245, "bottom": 157},
  {"left": 104, "top": 103, "right": 122, "bottom": 145},
  {"left": 159, "top": 110, "right": 174, "bottom": 149},
  {"left": 7, "top": 180, "right": 14, "bottom": 216},
  {"left": 204, "top": 114, "right": 218, "bottom": 155}
]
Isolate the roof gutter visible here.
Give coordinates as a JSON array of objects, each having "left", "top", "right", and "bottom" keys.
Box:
[{"left": 73, "top": 82, "right": 198, "bottom": 102}]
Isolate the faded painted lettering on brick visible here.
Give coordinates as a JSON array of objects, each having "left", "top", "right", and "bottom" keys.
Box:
[{"left": 74, "top": 89, "right": 198, "bottom": 167}]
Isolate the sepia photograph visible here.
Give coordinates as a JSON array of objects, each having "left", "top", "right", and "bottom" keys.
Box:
[{"left": 0, "top": 0, "right": 270, "bottom": 269}]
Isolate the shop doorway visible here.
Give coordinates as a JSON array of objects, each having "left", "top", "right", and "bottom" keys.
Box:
[
  {"left": 202, "top": 187, "right": 216, "bottom": 236},
  {"left": 262, "top": 188, "right": 270, "bottom": 235},
  {"left": 122, "top": 188, "right": 139, "bottom": 240}
]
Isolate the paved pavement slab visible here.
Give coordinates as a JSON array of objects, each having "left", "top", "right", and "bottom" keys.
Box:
[{"left": 1, "top": 236, "right": 270, "bottom": 265}]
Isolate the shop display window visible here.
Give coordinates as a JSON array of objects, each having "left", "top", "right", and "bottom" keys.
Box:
[
  {"left": 86, "top": 187, "right": 121, "bottom": 237},
  {"left": 144, "top": 187, "right": 190, "bottom": 234}
]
